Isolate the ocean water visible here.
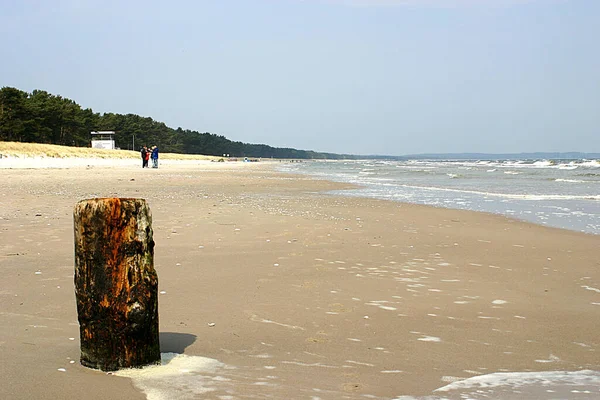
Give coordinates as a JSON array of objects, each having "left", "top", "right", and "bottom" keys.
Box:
[{"left": 277, "top": 159, "right": 600, "bottom": 235}]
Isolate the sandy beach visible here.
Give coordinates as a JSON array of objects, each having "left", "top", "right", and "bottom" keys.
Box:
[{"left": 1, "top": 158, "right": 599, "bottom": 399}]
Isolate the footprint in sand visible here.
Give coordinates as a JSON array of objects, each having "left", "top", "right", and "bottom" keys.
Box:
[
  {"left": 328, "top": 303, "right": 352, "bottom": 313},
  {"left": 306, "top": 330, "right": 330, "bottom": 343},
  {"left": 306, "top": 336, "right": 329, "bottom": 344},
  {"left": 342, "top": 382, "right": 363, "bottom": 392}
]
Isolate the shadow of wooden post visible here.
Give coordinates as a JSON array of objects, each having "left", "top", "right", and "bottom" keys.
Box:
[{"left": 74, "top": 198, "right": 160, "bottom": 371}]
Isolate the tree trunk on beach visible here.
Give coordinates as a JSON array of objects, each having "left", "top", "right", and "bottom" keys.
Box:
[{"left": 73, "top": 198, "right": 160, "bottom": 371}]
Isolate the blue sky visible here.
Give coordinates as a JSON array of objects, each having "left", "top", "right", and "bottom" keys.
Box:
[{"left": 1, "top": 0, "right": 598, "bottom": 155}]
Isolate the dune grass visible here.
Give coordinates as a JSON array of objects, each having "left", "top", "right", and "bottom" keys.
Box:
[{"left": 0, "top": 141, "right": 219, "bottom": 161}]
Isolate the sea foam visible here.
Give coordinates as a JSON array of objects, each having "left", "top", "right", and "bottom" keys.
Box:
[
  {"left": 114, "top": 353, "right": 230, "bottom": 400},
  {"left": 394, "top": 370, "right": 600, "bottom": 400}
]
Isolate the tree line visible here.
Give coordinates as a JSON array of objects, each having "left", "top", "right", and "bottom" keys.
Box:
[{"left": 0, "top": 86, "right": 354, "bottom": 159}]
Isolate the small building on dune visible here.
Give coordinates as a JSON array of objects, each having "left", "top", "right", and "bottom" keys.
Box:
[{"left": 90, "top": 131, "right": 116, "bottom": 150}]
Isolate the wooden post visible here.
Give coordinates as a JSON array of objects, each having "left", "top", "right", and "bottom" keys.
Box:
[{"left": 73, "top": 198, "right": 160, "bottom": 371}]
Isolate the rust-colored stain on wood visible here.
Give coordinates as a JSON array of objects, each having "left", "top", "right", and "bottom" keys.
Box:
[{"left": 74, "top": 198, "right": 160, "bottom": 371}]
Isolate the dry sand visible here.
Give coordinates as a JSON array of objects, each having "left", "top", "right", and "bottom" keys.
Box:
[{"left": 0, "top": 160, "right": 599, "bottom": 399}]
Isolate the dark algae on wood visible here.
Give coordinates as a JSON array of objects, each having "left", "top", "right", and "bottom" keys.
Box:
[{"left": 74, "top": 198, "right": 160, "bottom": 371}]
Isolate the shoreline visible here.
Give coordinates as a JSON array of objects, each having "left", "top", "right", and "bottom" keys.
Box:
[
  {"left": 5, "top": 153, "right": 595, "bottom": 237},
  {"left": 275, "top": 160, "right": 600, "bottom": 237},
  {"left": 1, "top": 160, "right": 599, "bottom": 399}
]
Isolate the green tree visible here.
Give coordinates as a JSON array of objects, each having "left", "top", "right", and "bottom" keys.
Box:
[
  {"left": 1, "top": 86, "right": 357, "bottom": 159},
  {"left": 0, "top": 87, "right": 29, "bottom": 141}
]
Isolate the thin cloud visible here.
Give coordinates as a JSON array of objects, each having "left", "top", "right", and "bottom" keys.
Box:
[{"left": 310, "top": 0, "right": 555, "bottom": 8}]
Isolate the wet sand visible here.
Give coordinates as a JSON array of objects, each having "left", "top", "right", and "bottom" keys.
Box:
[{"left": 0, "top": 161, "right": 599, "bottom": 399}]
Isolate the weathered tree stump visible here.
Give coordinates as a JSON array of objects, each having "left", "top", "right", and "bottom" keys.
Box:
[{"left": 73, "top": 198, "right": 160, "bottom": 371}]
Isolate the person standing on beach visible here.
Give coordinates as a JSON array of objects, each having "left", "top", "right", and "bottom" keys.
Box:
[
  {"left": 141, "top": 146, "right": 149, "bottom": 168},
  {"left": 151, "top": 146, "right": 159, "bottom": 168}
]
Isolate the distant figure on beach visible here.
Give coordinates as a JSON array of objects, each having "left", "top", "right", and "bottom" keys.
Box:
[
  {"left": 151, "top": 146, "right": 159, "bottom": 168},
  {"left": 141, "top": 146, "right": 149, "bottom": 168}
]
